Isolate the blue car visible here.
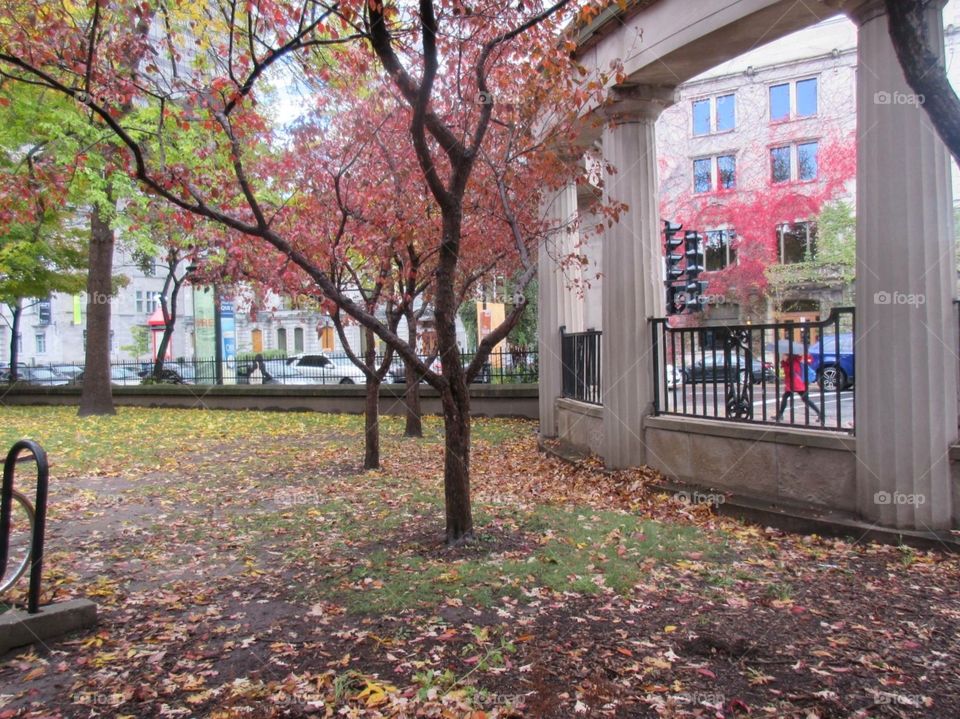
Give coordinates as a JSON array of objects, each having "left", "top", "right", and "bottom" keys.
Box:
[{"left": 808, "top": 332, "right": 854, "bottom": 391}]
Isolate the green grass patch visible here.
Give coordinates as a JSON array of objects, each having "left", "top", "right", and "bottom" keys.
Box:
[{"left": 303, "top": 504, "right": 720, "bottom": 614}]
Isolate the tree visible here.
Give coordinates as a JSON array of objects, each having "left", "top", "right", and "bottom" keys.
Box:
[
  {"left": 884, "top": 0, "right": 960, "bottom": 167},
  {"left": 121, "top": 325, "right": 149, "bottom": 360},
  {"left": 0, "top": 86, "right": 87, "bottom": 379},
  {"left": 0, "top": 0, "right": 609, "bottom": 544}
]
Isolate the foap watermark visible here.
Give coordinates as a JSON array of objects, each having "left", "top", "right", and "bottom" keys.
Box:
[
  {"left": 871, "top": 690, "right": 930, "bottom": 708},
  {"left": 274, "top": 487, "right": 320, "bottom": 508},
  {"left": 473, "top": 90, "right": 525, "bottom": 106},
  {"left": 874, "top": 90, "right": 925, "bottom": 107},
  {"left": 676, "top": 291, "right": 726, "bottom": 307},
  {"left": 874, "top": 490, "right": 926, "bottom": 506},
  {"left": 873, "top": 290, "right": 925, "bottom": 307},
  {"left": 475, "top": 692, "right": 527, "bottom": 708},
  {"left": 73, "top": 691, "right": 125, "bottom": 707},
  {"left": 676, "top": 490, "right": 726, "bottom": 508},
  {"left": 653, "top": 691, "right": 725, "bottom": 707}
]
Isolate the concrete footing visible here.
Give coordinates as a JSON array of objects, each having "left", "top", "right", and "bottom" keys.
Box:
[{"left": 0, "top": 599, "right": 98, "bottom": 654}]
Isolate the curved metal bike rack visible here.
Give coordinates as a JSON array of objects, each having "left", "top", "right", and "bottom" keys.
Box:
[{"left": 0, "top": 439, "right": 49, "bottom": 614}]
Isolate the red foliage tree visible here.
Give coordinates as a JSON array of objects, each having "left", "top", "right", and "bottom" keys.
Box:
[{"left": 0, "top": 0, "right": 612, "bottom": 543}]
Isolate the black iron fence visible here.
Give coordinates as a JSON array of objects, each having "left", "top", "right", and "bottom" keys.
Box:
[
  {"left": 651, "top": 307, "right": 855, "bottom": 433},
  {"left": 561, "top": 327, "right": 602, "bottom": 405},
  {"left": 0, "top": 348, "right": 538, "bottom": 387}
]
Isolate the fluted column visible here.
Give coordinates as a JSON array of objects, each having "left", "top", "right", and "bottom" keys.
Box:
[
  {"left": 601, "top": 86, "right": 674, "bottom": 469},
  {"left": 851, "top": 1, "right": 956, "bottom": 529},
  {"left": 538, "top": 180, "right": 581, "bottom": 437}
]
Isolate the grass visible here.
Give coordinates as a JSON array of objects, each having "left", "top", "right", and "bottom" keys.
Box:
[
  {"left": 296, "top": 504, "right": 720, "bottom": 614},
  {"left": 0, "top": 406, "right": 722, "bottom": 619}
]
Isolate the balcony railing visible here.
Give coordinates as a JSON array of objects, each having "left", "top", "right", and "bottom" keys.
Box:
[
  {"left": 560, "top": 327, "right": 602, "bottom": 405},
  {"left": 651, "top": 307, "right": 855, "bottom": 433}
]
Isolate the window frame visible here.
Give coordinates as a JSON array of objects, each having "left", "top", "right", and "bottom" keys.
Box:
[
  {"left": 691, "top": 93, "right": 736, "bottom": 136},
  {"left": 770, "top": 145, "right": 792, "bottom": 184},
  {"left": 769, "top": 76, "right": 819, "bottom": 123},
  {"left": 704, "top": 229, "right": 737, "bottom": 271},
  {"left": 716, "top": 154, "right": 736, "bottom": 190},
  {"left": 692, "top": 98, "right": 711, "bottom": 137},
  {"left": 797, "top": 140, "right": 819, "bottom": 181},
  {"left": 693, "top": 157, "right": 713, "bottom": 193},
  {"left": 777, "top": 221, "right": 818, "bottom": 264}
]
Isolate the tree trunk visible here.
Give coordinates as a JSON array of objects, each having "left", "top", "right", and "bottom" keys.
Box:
[
  {"left": 403, "top": 306, "right": 423, "bottom": 437},
  {"left": 440, "top": 382, "right": 473, "bottom": 544},
  {"left": 435, "top": 213, "right": 474, "bottom": 545},
  {"left": 364, "top": 377, "right": 381, "bottom": 470},
  {"left": 152, "top": 277, "right": 181, "bottom": 380},
  {"left": 79, "top": 204, "right": 116, "bottom": 416},
  {"left": 9, "top": 301, "right": 21, "bottom": 382},
  {"left": 363, "top": 327, "right": 380, "bottom": 470}
]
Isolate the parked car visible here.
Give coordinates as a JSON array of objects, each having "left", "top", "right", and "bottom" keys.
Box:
[
  {"left": 681, "top": 353, "right": 775, "bottom": 384},
  {"left": 394, "top": 355, "right": 491, "bottom": 384},
  {"left": 808, "top": 332, "right": 855, "bottom": 391},
  {"left": 51, "top": 364, "right": 84, "bottom": 380},
  {"left": 72, "top": 366, "right": 143, "bottom": 386},
  {"left": 19, "top": 367, "right": 70, "bottom": 386}
]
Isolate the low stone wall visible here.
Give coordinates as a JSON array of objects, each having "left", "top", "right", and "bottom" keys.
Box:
[
  {"left": 1, "top": 383, "right": 539, "bottom": 419},
  {"left": 643, "top": 415, "right": 858, "bottom": 513},
  {"left": 555, "top": 397, "right": 604, "bottom": 456}
]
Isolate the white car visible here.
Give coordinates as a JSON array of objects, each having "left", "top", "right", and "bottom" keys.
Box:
[{"left": 283, "top": 354, "right": 395, "bottom": 385}]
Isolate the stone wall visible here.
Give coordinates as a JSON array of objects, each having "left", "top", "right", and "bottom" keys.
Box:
[{"left": 1, "top": 384, "right": 538, "bottom": 419}]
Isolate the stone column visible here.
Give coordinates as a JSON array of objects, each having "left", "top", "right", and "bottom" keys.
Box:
[
  {"left": 851, "top": 0, "right": 956, "bottom": 529},
  {"left": 538, "top": 180, "right": 581, "bottom": 438},
  {"left": 600, "top": 86, "right": 674, "bottom": 469}
]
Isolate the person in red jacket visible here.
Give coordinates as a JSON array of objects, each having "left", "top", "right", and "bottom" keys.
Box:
[{"left": 776, "top": 352, "right": 822, "bottom": 422}]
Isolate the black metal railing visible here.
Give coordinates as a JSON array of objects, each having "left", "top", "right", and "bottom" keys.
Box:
[
  {"left": 561, "top": 327, "right": 602, "bottom": 405},
  {"left": 1, "top": 440, "right": 49, "bottom": 613},
  {"left": 0, "top": 349, "right": 539, "bottom": 387},
  {"left": 651, "top": 307, "right": 855, "bottom": 433}
]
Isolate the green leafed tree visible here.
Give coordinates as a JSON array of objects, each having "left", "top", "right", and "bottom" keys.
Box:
[{"left": 0, "top": 86, "right": 87, "bottom": 380}]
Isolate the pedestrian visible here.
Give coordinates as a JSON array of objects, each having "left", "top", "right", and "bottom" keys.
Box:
[
  {"left": 250, "top": 354, "right": 271, "bottom": 385},
  {"left": 776, "top": 350, "right": 821, "bottom": 422}
]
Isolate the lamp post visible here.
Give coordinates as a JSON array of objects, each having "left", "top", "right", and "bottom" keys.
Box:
[{"left": 213, "top": 284, "right": 223, "bottom": 386}]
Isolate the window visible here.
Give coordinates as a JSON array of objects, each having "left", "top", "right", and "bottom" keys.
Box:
[
  {"left": 796, "top": 78, "right": 818, "bottom": 117},
  {"left": 693, "top": 158, "right": 712, "bottom": 193},
  {"left": 717, "top": 155, "right": 736, "bottom": 189},
  {"left": 37, "top": 299, "right": 51, "bottom": 325},
  {"left": 771, "top": 142, "right": 819, "bottom": 183},
  {"left": 704, "top": 230, "right": 737, "bottom": 271},
  {"left": 715, "top": 94, "right": 735, "bottom": 132},
  {"left": 692, "top": 93, "right": 735, "bottom": 135},
  {"left": 135, "top": 290, "right": 160, "bottom": 314},
  {"left": 797, "top": 141, "right": 819, "bottom": 180},
  {"left": 771, "top": 146, "right": 791, "bottom": 183},
  {"left": 770, "top": 83, "right": 790, "bottom": 121},
  {"left": 251, "top": 328, "right": 263, "bottom": 353},
  {"left": 770, "top": 78, "right": 818, "bottom": 122},
  {"left": 35, "top": 333, "right": 46, "bottom": 354},
  {"left": 294, "top": 327, "right": 304, "bottom": 353},
  {"left": 277, "top": 327, "right": 287, "bottom": 354},
  {"left": 778, "top": 222, "right": 818, "bottom": 264},
  {"left": 692, "top": 99, "right": 711, "bottom": 136}
]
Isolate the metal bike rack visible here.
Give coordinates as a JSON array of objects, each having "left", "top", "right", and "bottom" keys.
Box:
[{"left": 1, "top": 439, "right": 49, "bottom": 614}]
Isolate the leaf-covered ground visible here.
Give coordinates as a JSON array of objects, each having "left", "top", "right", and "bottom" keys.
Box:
[{"left": 0, "top": 407, "right": 957, "bottom": 719}]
